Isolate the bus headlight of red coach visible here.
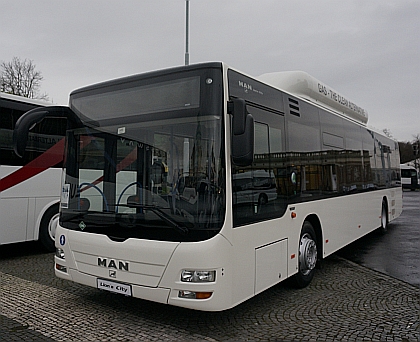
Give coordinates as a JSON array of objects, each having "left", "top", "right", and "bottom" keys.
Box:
[
  {"left": 55, "top": 247, "right": 65, "bottom": 260},
  {"left": 55, "top": 247, "right": 67, "bottom": 273}
]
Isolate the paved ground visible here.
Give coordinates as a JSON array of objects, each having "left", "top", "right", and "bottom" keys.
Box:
[
  {"left": 338, "top": 190, "right": 420, "bottom": 288},
  {"left": 0, "top": 248, "right": 419, "bottom": 341}
]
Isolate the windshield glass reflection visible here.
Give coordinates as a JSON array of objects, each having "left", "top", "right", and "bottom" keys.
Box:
[{"left": 61, "top": 114, "right": 225, "bottom": 242}]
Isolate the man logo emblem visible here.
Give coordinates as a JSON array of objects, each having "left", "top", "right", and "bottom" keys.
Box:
[{"left": 109, "top": 270, "right": 117, "bottom": 278}]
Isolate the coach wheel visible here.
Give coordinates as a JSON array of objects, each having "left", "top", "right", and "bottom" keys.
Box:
[
  {"left": 39, "top": 204, "right": 59, "bottom": 252},
  {"left": 258, "top": 194, "right": 268, "bottom": 206},
  {"left": 379, "top": 200, "right": 388, "bottom": 235},
  {"left": 292, "top": 221, "right": 318, "bottom": 288}
]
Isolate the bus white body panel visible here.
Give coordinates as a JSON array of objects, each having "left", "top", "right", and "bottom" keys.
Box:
[
  {"left": 228, "top": 189, "right": 401, "bottom": 310},
  {"left": 55, "top": 186, "right": 401, "bottom": 311},
  {"left": 309, "top": 188, "right": 401, "bottom": 255},
  {"left": 55, "top": 226, "right": 234, "bottom": 311},
  {"left": 0, "top": 165, "right": 62, "bottom": 198},
  {"left": 0, "top": 157, "right": 61, "bottom": 244}
]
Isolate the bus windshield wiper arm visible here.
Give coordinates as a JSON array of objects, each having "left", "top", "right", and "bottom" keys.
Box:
[{"left": 116, "top": 204, "right": 189, "bottom": 235}]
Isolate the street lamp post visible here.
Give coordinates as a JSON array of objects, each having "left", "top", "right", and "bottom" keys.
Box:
[{"left": 185, "top": 0, "right": 190, "bottom": 66}]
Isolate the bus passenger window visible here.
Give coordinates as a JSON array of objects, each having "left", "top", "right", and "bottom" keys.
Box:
[{"left": 232, "top": 122, "right": 287, "bottom": 227}]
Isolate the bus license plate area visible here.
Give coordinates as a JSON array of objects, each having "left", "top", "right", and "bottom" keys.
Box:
[{"left": 97, "top": 278, "right": 132, "bottom": 296}]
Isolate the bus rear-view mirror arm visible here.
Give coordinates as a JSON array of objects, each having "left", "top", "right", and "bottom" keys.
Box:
[
  {"left": 228, "top": 98, "right": 254, "bottom": 167},
  {"left": 13, "top": 106, "right": 81, "bottom": 158}
]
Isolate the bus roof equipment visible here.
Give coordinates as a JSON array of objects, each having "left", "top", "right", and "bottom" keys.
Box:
[{"left": 258, "top": 71, "right": 369, "bottom": 124}]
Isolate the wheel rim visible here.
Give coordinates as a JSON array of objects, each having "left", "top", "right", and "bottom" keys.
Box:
[
  {"left": 48, "top": 213, "right": 60, "bottom": 241},
  {"left": 299, "top": 233, "right": 317, "bottom": 275}
]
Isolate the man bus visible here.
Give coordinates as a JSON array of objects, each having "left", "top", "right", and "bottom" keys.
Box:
[{"left": 13, "top": 63, "right": 402, "bottom": 310}]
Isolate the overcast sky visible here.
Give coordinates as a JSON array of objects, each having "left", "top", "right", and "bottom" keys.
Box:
[{"left": 1, "top": 0, "right": 419, "bottom": 141}]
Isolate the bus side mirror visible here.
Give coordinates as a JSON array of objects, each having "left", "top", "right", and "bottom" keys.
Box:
[
  {"left": 13, "top": 108, "right": 50, "bottom": 158},
  {"left": 13, "top": 106, "right": 80, "bottom": 158},
  {"left": 228, "top": 98, "right": 254, "bottom": 167}
]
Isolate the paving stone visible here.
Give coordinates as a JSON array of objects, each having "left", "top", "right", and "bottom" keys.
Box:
[{"left": 1, "top": 251, "right": 419, "bottom": 341}]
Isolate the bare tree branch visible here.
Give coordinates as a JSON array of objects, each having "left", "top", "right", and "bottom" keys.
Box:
[{"left": 0, "top": 56, "right": 49, "bottom": 100}]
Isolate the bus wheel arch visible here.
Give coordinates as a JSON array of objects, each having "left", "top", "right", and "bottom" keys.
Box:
[
  {"left": 292, "top": 217, "right": 321, "bottom": 288},
  {"left": 39, "top": 203, "right": 60, "bottom": 252}
]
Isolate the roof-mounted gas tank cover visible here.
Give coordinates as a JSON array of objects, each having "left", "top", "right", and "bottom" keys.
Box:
[{"left": 258, "top": 71, "right": 368, "bottom": 124}]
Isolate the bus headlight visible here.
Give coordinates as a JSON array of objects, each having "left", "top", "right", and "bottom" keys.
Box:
[
  {"left": 181, "top": 270, "right": 216, "bottom": 282},
  {"left": 55, "top": 248, "right": 65, "bottom": 259}
]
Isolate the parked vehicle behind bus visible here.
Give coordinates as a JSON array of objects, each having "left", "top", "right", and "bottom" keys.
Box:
[
  {"left": 400, "top": 164, "right": 418, "bottom": 191},
  {"left": 0, "top": 92, "right": 66, "bottom": 251}
]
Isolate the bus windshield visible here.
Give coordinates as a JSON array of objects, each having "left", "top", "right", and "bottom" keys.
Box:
[{"left": 60, "top": 68, "right": 225, "bottom": 242}]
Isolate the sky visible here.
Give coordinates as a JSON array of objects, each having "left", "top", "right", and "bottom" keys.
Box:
[{"left": 1, "top": 0, "right": 419, "bottom": 142}]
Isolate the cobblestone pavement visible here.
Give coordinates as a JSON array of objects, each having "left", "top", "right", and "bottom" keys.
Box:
[{"left": 0, "top": 248, "right": 419, "bottom": 341}]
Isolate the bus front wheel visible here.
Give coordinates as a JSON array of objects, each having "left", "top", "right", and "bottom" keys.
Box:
[
  {"left": 39, "top": 204, "right": 59, "bottom": 252},
  {"left": 292, "top": 221, "right": 318, "bottom": 288}
]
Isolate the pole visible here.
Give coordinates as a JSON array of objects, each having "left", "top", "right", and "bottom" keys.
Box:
[{"left": 185, "top": 0, "right": 190, "bottom": 66}]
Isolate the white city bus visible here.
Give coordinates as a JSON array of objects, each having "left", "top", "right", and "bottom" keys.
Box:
[
  {"left": 0, "top": 92, "right": 66, "bottom": 251},
  {"left": 14, "top": 62, "right": 402, "bottom": 311}
]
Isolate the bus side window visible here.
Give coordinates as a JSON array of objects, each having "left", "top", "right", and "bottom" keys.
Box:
[{"left": 233, "top": 121, "right": 287, "bottom": 226}]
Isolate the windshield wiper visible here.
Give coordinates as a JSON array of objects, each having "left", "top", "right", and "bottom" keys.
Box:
[{"left": 116, "top": 204, "right": 189, "bottom": 236}]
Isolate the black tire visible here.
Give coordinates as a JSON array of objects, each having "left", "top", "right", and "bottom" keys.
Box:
[
  {"left": 292, "top": 221, "right": 318, "bottom": 288},
  {"left": 39, "top": 204, "right": 59, "bottom": 252},
  {"left": 258, "top": 194, "right": 268, "bottom": 206},
  {"left": 378, "top": 200, "right": 388, "bottom": 235}
]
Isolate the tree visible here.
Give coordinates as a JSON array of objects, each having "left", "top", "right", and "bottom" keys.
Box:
[
  {"left": 399, "top": 134, "right": 420, "bottom": 164},
  {"left": 0, "top": 56, "right": 48, "bottom": 100},
  {"left": 399, "top": 141, "right": 414, "bottom": 164}
]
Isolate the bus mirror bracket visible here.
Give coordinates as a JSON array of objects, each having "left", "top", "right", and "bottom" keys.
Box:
[
  {"left": 228, "top": 98, "right": 254, "bottom": 167},
  {"left": 13, "top": 106, "right": 80, "bottom": 158}
]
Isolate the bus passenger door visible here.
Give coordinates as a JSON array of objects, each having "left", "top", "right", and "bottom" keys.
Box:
[{"left": 231, "top": 104, "right": 288, "bottom": 302}]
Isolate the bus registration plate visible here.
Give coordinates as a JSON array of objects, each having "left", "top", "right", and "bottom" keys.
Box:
[{"left": 97, "top": 278, "right": 132, "bottom": 296}]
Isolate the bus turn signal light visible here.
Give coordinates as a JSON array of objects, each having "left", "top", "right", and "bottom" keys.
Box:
[
  {"left": 55, "top": 263, "right": 67, "bottom": 273},
  {"left": 291, "top": 212, "right": 297, "bottom": 219},
  {"left": 195, "top": 292, "right": 213, "bottom": 299},
  {"left": 178, "top": 291, "right": 213, "bottom": 299}
]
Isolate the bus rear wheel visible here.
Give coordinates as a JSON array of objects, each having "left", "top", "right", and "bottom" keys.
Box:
[
  {"left": 379, "top": 200, "right": 388, "bottom": 235},
  {"left": 292, "top": 221, "right": 318, "bottom": 288},
  {"left": 39, "top": 204, "right": 59, "bottom": 252}
]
